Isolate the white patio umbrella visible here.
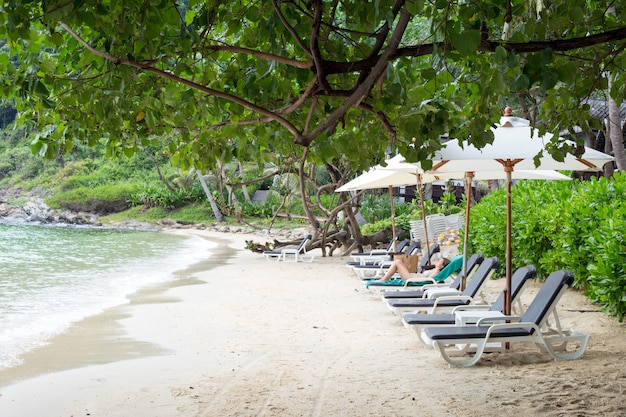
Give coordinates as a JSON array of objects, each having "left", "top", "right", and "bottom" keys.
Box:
[
  {"left": 377, "top": 157, "right": 447, "bottom": 265},
  {"left": 336, "top": 155, "right": 439, "bottom": 252},
  {"left": 383, "top": 156, "right": 571, "bottom": 287},
  {"left": 429, "top": 115, "right": 614, "bottom": 314}
]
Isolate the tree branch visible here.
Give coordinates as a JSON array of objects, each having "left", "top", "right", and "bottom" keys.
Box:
[
  {"left": 322, "top": 26, "right": 626, "bottom": 74},
  {"left": 272, "top": 0, "right": 313, "bottom": 58},
  {"left": 57, "top": 21, "right": 306, "bottom": 143},
  {"left": 301, "top": 5, "right": 413, "bottom": 145},
  {"left": 200, "top": 44, "right": 312, "bottom": 69},
  {"left": 310, "top": 0, "right": 332, "bottom": 92}
]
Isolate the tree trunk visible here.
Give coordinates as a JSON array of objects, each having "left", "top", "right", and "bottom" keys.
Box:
[
  {"left": 608, "top": 89, "right": 626, "bottom": 171},
  {"left": 238, "top": 161, "right": 251, "bottom": 202},
  {"left": 298, "top": 153, "right": 320, "bottom": 232},
  {"left": 196, "top": 170, "right": 225, "bottom": 222}
]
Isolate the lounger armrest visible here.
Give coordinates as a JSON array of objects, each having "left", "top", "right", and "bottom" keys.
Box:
[
  {"left": 452, "top": 304, "right": 494, "bottom": 313},
  {"left": 431, "top": 295, "right": 473, "bottom": 312},
  {"left": 476, "top": 315, "right": 522, "bottom": 326},
  {"left": 420, "top": 282, "right": 453, "bottom": 290},
  {"left": 359, "top": 255, "right": 392, "bottom": 265},
  {"left": 482, "top": 321, "right": 542, "bottom": 339},
  {"left": 403, "top": 277, "right": 436, "bottom": 287},
  {"left": 425, "top": 288, "right": 462, "bottom": 299}
]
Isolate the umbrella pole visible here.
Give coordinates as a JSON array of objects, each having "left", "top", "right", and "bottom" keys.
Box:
[
  {"left": 389, "top": 185, "right": 397, "bottom": 252},
  {"left": 461, "top": 172, "right": 474, "bottom": 291},
  {"left": 417, "top": 174, "right": 432, "bottom": 266},
  {"left": 504, "top": 167, "right": 513, "bottom": 316}
]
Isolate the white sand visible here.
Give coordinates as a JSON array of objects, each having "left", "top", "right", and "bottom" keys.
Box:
[{"left": 0, "top": 229, "right": 625, "bottom": 416}]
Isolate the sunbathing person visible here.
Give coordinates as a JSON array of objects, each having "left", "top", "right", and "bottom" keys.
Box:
[{"left": 375, "top": 256, "right": 451, "bottom": 283}]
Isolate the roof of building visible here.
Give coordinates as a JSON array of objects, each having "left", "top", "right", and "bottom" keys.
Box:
[{"left": 582, "top": 97, "right": 626, "bottom": 121}]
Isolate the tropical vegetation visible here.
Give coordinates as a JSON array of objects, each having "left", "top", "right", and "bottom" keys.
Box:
[
  {"left": 470, "top": 173, "right": 626, "bottom": 321},
  {"left": 0, "top": 1, "right": 625, "bottom": 318}
]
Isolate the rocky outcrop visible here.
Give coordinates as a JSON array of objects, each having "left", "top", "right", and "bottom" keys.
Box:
[
  {"left": 0, "top": 189, "right": 309, "bottom": 239},
  {"left": 0, "top": 196, "right": 102, "bottom": 226}
]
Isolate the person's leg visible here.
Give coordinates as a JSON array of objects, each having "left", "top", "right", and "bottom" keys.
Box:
[
  {"left": 394, "top": 261, "right": 412, "bottom": 279},
  {"left": 379, "top": 261, "right": 398, "bottom": 281},
  {"left": 379, "top": 260, "right": 411, "bottom": 282}
]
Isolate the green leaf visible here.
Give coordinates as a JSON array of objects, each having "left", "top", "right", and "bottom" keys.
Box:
[
  {"left": 540, "top": 68, "right": 559, "bottom": 92},
  {"left": 405, "top": 0, "right": 424, "bottom": 15},
  {"left": 494, "top": 45, "right": 507, "bottom": 64},
  {"left": 569, "top": 7, "right": 584, "bottom": 23},
  {"left": 449, "top": 29, "right": 481, "bottom": 56},
  {"left": 50, "top": 32, "right": 64, "bottom": 46},
  {"left": 510, "top": 73, "right": 530, "bottom": 91}
]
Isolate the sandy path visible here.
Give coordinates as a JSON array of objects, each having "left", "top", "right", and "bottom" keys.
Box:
[{"left": 0, "top": 230, "right": 624, "bottom": 416}]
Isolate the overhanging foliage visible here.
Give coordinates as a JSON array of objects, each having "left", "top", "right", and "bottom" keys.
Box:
[{"left": 0, "top": 0, "right": 625, "bottom": 171}]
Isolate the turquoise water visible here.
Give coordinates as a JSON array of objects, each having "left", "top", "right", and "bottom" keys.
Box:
[{"left": 0, "top": 220, "right": 216, "bottom": 370}]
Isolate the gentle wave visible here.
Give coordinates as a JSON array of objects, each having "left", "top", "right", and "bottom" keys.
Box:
[{"left": 0, "top": 222, "right": 216, "bottom": 370}]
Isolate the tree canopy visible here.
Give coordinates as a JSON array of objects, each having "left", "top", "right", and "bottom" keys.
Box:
[{"left": 1, "top": 0, "right": 625, "bottom": 172}]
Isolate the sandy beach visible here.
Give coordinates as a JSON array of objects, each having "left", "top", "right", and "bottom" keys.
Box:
[{"left": 0, "top": 229, "right": 625, "bottom": 416}]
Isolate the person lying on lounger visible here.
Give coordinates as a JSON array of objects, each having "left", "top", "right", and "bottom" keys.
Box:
[{"left": 374, "top": 256, "right": 451, "bottom": 283}]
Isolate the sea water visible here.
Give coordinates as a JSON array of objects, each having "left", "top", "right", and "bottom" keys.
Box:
[{"left": 0, "top": 220, "right": 216, "bottom": 370}]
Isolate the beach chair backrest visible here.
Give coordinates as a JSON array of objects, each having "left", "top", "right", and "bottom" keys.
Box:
[
  {"left": 404, "top": 241, "right": 421, "bottom": 256},
  {"left": 297, "top": 234, "right": 312, "bottom": 253},
  {"left": 489, "top": 265, "right": 537, "bottom": 312},
  {"left": 464, "top": 253, "right": 484, "bottom": 278},
  {"left": 433, "top": 253, "right": 484, "bottom": 287},
  {"left": 461, "top": 256, "right": 500, "bottom": 297},
  {"left": 520, "top": 269, "right": 574, "bottom": 327},
  {"left": 418, "top": 243, "right": 440, "bottom": 272},
  {"left": 383, "top": 232, "right": 402, "bottom": 252},
  {"left": 394, "top": 239, "right": 411, "bottom": 254}
]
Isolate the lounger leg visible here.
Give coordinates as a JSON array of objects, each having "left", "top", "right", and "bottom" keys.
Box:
[
  {"left": 540, "top": 330, "right": 590, "bottom": 361},
  {"left": 432, "top": 340, "right": 487, "bottom": 367}
]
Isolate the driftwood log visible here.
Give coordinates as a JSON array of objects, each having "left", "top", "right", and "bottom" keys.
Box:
[
  {"left": 244, "top": 226, "right": 402, "bottom": 257},
  {"left": 245, "top": 240, "right": 273, "bottom": 253}
]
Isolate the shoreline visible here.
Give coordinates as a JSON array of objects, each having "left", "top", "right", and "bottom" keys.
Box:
[
  {"left": 0, "top": 229, "right": 625, "bottom": 416},
  {"left": 0, "top": 229, "right": 237, "bottom": 388}
]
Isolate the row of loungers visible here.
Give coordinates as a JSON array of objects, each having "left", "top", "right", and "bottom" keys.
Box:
[{"left": 350, "top": 248, "right": 590, "bottom": 368}]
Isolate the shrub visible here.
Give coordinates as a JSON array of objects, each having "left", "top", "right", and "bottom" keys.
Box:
[
  {"left": 129, "top": 183, "right": 205, "bottom": 209},
  {"left": 46, "top": 183, "right": 137, "bottom": 213},
  {"left": 359, "top": 193, "right": 393, "bottom": 223},
  {"left": 469, "top": 173, "right": 626, "bottom": 321}
]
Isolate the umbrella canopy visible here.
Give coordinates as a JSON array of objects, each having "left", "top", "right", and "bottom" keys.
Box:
[
  {"left": 383, "top": 157, "right": 571, "bottom": 288},
  {"left": 431, "top": 123, "right": 613, "bottom": 173},
  {"left": 336, "top": 155, "right": 432, "bottom": 251},
  {"left": 429, "top": 116, "right": 614, "bottom": 314},
  {"left": 377, "top": 158, "right": 448, "bottom": 264}
]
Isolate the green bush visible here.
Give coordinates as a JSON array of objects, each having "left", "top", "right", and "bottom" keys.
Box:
[
  {"left": 46, "top": 183, "right": 137, "bottom": 213},
  {"left": 359, "top": 193, "right": 393, "bottom": 223},
  {"left": 469, "top": 173, "right": 626, "bottom": 321},
  {"left": 129, "top": 182, "right": 206, "bottom": 209}
]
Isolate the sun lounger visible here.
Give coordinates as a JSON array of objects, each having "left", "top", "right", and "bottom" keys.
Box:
[
  {"left": 381, "top": 253, "right": 484, "bottom": 300},
  {"left": 347, "top": 239, "right": 412, "bottom": 269},
  {"left": 262, "top": 234, "right": 315, "bottom": 262},
  {"left": 349, "top": 240, "right": 419, "bottom": 277},
  {"left": 421, "top": 269, "right": 590, "bottom": 367},
  {"left": 402, "top": 265, "right": 537, "bottom": 344},
  {"left": 385, "top": 257, "right": 500, "bottom": 315},
  {"left": 364, "top": 244, "right": 441, "bottom": 295}
]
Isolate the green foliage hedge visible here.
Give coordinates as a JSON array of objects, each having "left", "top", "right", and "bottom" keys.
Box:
[
  {"left": 46, "top": 183, "right": 137, "bottom": 213},
  {"left": 469, "top": 172, "right": 626, "bottom": 321},
  {"left": 129, "top": 182, "right": 207, "bottom": 209}
]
